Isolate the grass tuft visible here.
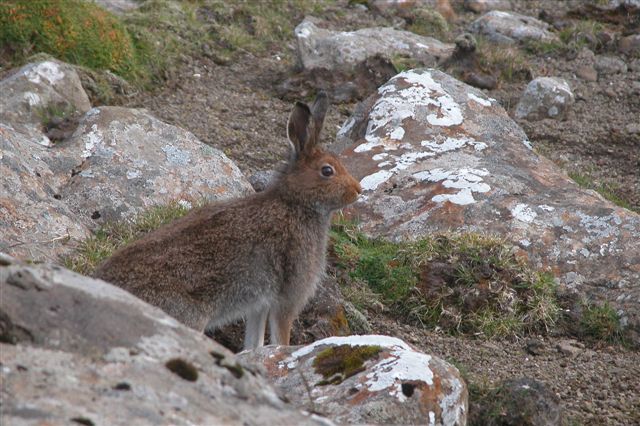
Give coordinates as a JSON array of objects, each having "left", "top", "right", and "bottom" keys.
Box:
[
  {"left": 63, "top": 200, "right": 193, "bottom": 275},
  {"left": 579, "top": 301, "right": 624, "bottom": 344}
]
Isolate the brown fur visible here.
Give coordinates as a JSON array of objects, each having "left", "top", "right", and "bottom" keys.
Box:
[{"left": 93, "top": 93, "right": 361, "bottom": 349}]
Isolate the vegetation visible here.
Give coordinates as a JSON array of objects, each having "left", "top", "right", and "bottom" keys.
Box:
[
  {"left": 330, "top": 218, "right": 560, "bottom": 339},
  {"left": 579, "top": 301, "right": 624, "bottom": 345},
  {"left": 475, "top": 36, "right": 531, "bottom": 83},
  {"left": 0, "top": 1, "right": 140, "bottom": 80},
  {"left": 569, "top": 171, "right": 639, "bottom": 213},
  {"left": 405, "top": 7, "right": 449, "bottom": 41},
  {"left": 313, "top": 344, "right": 382, "bottom": 385},
  {"left": 63, "top": 201, "right": 193, "bottom": 275}
]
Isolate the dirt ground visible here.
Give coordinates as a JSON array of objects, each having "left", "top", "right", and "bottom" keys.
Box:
[{"left": 123, "top": 1, "right": 640, "bottom": 423}]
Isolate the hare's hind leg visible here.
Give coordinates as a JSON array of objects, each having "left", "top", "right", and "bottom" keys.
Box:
[
  {"left": 268, "top": 308, "right": 295, "bottom": 346},
  {"left": 243, "top": 307, "right": 268, "bottom": 350}
]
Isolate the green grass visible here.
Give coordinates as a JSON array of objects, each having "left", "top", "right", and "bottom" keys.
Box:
[
  {"left": 405, "top": 7, "right": 449, "bottom": 41},
  {"left": 568, "top": 171, "right": 639, "bottom": 213},
  {"left": 579, "top": 301, "right": 624, "bottom": 345},
  {"left": 63, "top": 201, "right": 193, "bottom": 275},
  {"left": 330, "top": 218, "right": 560, "bottom": 338}
]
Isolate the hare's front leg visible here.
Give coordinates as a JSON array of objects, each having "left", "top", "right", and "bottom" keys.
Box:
[
  {"left": 268, "top": 307, "right": 295, "bottom": 346},
  {"left": 243, "top": 308, "right": 268, "bottom": 350}
]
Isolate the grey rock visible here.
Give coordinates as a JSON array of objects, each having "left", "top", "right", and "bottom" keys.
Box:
[
  {"left": 248, "top": 169, "right": 281, "bottom": 192},
  {"left": 237, "top": 335, "right": 467, "bottom": 425},
  {"left": 93, "top": 0, "right": 140, "bottom": 14},
  {"left": 0, "top": 125, "right": 92, "bottom": 262},
  {"left": 294, "top": 17, "right": 454, "bottom": 73},
  {"left": 56, "top": 106, "right": 254, "bottom": 224},
  {"left": 0, "top": 59, "right": 91, "bottom": 146},
  {"left": 556, "top": 339, "right": 583, "bottom": 357},
  {"left": 468, "top": 10, "right": 559, "bottom": 44},
  {"left": 336, "top": 69, "right": 640, "bottom": 345},
  {"left": 0, "top": 258, "right": 328, "bottom": 426},
  {"left": 515, "top": 77, "right": 575, "bottom": 121},
  {"left": 464, "top": 0, "right": 512, "bottom": 13},
  {"left": 594, "top": 55, "right": 628, "bottom": 75}
]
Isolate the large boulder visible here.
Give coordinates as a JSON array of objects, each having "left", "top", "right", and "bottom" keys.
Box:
[
  {"left": 295, "top": 18, "right": 454, "bottom": 73},
  {"left": 0, "top": 60, "right": 253, "bottom": 261},
  {"left": 0, "top": 125, "right": 92, "bottom": 261},
  {"left": 0, "top": 256, "right": 329, "bottom": 426},
  {"left": 237, "top": 335, "right": 467, "bottom": 425},
  {"left": 0, "top": 59, "right": 91, "bottom": 146},
  {"left": 55, "top": 106, "right": 253, "bottom": 224},
  {"left": 468, "top": 11, "right": 559, "bottom": 44},
  {"left": 336, "top": 69, "right": 640, "bottom": 344}
]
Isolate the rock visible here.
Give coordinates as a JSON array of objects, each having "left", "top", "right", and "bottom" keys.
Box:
[
  {"left": 336, "top": 69, "right": 640, "bottom": 345},
  {"left": 0, "top": 59, "right": 91, "bottom": 146},
  {"left": 575, "top": 65, "right": 598, "bottom": 82},
  {"left": 594, "top": 55, "right": 628, "bottom": 75},
  {"left": 468, "top": 11, "right": 560, "bottom": 44},
  {"left": 294, "top": 18, "right": 454, "bottom": 74},
  {"left": 56, "top": 106, "right": 253, "bottom": 224},
  {"left": 464, "top": 0, "right": 512, "bottom": 13},
  {"left": 470, "top": 378, "right": 562, "bottom": 425},
  {"left": 515, "top": 77, "right": 575, "bottom": 121},
  {"left": 618, "top": 34, "right": 640, "bottom": 57},
  {"left": 237, "top": 335, "right": 467, "bottom": 425},
  {"left": 248, "top": 169, "right": 282, "bottom": 192},
  {"left": 556, "top": 339, "right": 583, "bottom": 357},
  {"left": 0, "top": 258, "right": 327, "bottom": 426},
  {"left": 93, "top": 0, "right": 140, "bottom": 14},
  {"left": 0, "top": 125, "right": 92, "bottom": 261},
  {"left": 525, "top": 339, "right": 545, "bottom": 356}
]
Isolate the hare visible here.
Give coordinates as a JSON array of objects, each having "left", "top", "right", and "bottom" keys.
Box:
[{"left": 93, "top": 92, "right": 362, "bottom": 350}]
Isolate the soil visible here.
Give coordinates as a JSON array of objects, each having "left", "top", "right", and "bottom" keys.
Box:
[{"left": 120, "top": 1, "right": 640, "bottom": 424}]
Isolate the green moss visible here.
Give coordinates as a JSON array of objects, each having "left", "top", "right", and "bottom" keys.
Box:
[
  {"left": 330, "top": 219, "right": 560, "bottom": 338},
  {"left": 0, "top": 1, "right": 139, "bottom": 80},
  {"left": 313, "top": 344, "right": 382, "bottom": 385},
  {"left": 63, "top": 200, "right": 194, "bottom": 274}
]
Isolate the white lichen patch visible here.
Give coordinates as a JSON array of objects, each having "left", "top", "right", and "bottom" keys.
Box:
[
  {"left": 511, "top": 203, "right": 537, "bottom": 223},
  {"left": 467, "top": 93, "right": 492, "bottom": 106},
  {"left": 126, "top": 170, "right": 142, "bottom": 180},
  {"left": 421, "top": 136, "right": 487, "bottom": 153},
  {"left": 23, "top": 92, "right": 41, "bottom": 107},
  {"left": 82, "top": 124, "right": 103, "bottom": 158},
  {"left": 356, "top": 70, "right": 463, "bottom": 154},
  {"left": 413, "top": 168, "right": 491, "bottom": 205},
  {"left": 25, "top": 61, "right": 65, "bottom": 85},
  {"left": 539, "top": 204, "right": 555, "bottom": 212},
  {"left": 360, "top": 170, "right": 394, "bottom": 191},
  {"left": 162, "top": 144, "right": 191, "bottom": 166},
  {"left": 522, "top": 139, "right": 533, "bottom": 150}
]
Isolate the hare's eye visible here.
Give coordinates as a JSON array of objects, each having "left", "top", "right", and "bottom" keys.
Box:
[{"left": 321, "top": 165, "right": 334, "bottom": 177}]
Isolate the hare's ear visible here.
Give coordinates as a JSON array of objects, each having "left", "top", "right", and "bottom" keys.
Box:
[
  {"left": 287, "top": 101, "right": 312, "bottom": 161},
  {"left": 309, "top": 91, "right": 328, "bottom": 146}
]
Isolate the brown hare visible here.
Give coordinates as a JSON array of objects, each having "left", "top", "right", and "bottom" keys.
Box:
[{"left": 94, "top": 92, "right": 362, "bottom": 350}]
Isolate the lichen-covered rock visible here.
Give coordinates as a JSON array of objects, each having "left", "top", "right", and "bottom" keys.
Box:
[
  {"left": 336, "top": 69, "right": 640, "bottom": 344},
  {"left": 0, "top": 60, "right": 91, "bottom": 146},
  {"left": 0, "top": 257, "right": 329, "bottom": 426},
  {"left": 514, "top": 77, "right": 575, "bottom": 121},
  {"left": 55, "top": 106, "right": 253, "bottom": 224},
  {"left": 468, "top": 10, "right": 559, "bottom": 44},
  {"left": 237, "top": 335, "right": 467, "bottom": 425},
  {"left": 0, "top": 124, "right": 91, "bottom": 261},
  {"left": 294, "top": 17, "right": 454, "bottom": 73}
]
